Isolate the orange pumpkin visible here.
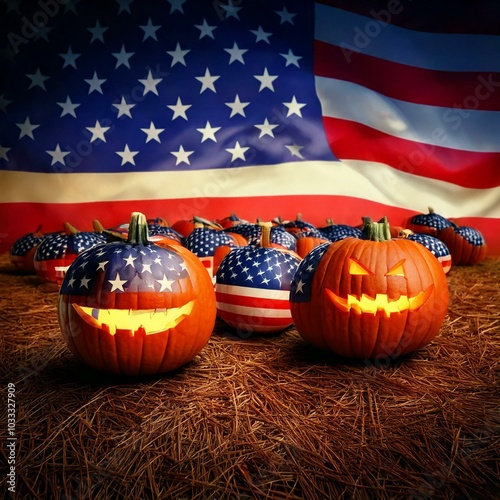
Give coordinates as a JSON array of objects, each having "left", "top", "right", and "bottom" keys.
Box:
[
  {"left": 57, "top": 212, "right": 216, "bottom": 376},
  {"left": 438, "top": 224, "right": 487, "bottom": 265},
  {"left": 295, "top": 232, "right": 329, "bottom": 258},
  {"left": 290, "top": 217, "right": 449, "bottom": 360}
]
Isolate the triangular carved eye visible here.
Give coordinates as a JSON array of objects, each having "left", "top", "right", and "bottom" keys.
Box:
[
  {"left": 385, "top": 259, "right": 406, "bottom": 277},
  {"left": 349, "top": 258, "right": 374, "bottom": 276}
]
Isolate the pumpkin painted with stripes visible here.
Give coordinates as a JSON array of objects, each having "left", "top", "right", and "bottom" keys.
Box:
[
  {"left": 290, "top": 218, "right": 449, "bottom": 359},
  {"left": 57, "top": 212, "right": 216, "bottom": 376},
  {"left": 215, "top": 223, "right": 301, "bottom": 335}
]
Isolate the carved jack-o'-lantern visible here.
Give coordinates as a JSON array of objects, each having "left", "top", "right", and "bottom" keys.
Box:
[
  {"left": 290, "top": 218, "right": 449, "bottom": 359},
  {"left": 57, "top": 212, "right": 216, "bottom": 376}
]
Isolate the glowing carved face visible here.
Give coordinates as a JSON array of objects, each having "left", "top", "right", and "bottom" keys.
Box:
[
  {"left": 324, "top": 258, "right": 433, "bottom": 317},
  {"left": 72, "top": 301, "right": 194, "bottom": 335}
]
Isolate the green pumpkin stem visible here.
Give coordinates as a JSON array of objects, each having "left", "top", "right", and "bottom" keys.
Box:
[
  {"left": 362, "top": 216, "right": 392, "bottom": 242},
  {"left": 127, "top": 212, "right": 151, "bottom": 246}
]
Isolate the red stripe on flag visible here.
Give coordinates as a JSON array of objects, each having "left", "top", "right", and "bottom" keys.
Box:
[
  {"left": 322, "top": 117, "right": 500, "bottom": 189},
  {"left": 314, "top": 41, "right": 500, "bottom": 111}
]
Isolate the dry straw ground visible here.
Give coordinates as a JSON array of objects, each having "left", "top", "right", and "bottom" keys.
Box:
[{"left": 1, "top": 253, "right": 499, "bottom": 499}]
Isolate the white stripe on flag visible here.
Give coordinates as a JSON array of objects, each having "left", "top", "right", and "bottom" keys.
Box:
[
  {"left": 314, "top": 4, "right": 500, "bottom": 72},
  {"left": 315, "top": 76, "right": 500, "bottom": 153}
]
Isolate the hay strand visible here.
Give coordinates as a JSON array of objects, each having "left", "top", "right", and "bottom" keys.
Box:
[{"left": 1, "top": 254, "right": 499, "bottom": 499}]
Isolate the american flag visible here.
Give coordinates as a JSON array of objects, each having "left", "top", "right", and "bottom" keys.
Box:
[
  {"left": 1, "top": 0, "right": 499, "bottom": 255},
  {"left": 215, "top": 246, "right": 300, "bottom": 334}
]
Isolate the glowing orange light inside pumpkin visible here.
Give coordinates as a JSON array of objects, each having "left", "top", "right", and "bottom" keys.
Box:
[
  {"left": 72, "top": 302, "right": 194, "bottom": 336},
  {"left": 326, "top": 257, "right": 432, "bottom": 317}
]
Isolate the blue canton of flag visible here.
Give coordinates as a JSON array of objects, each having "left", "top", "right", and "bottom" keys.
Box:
[
  {"left": 1, "top": 0, "right": 335, "bottom": 174},
  {"left": 290, "top": 241, "right": 329, "bottom": 302},
  {"left": 60, "top": 242, "right": 189, "bottom": 295}
]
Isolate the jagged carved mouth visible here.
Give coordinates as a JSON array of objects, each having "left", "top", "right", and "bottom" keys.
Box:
[
  {"left": 72, "top": 301, "right": 194, "bottom": 335},
  {"left": 324, "top": 285, "right": 433, "bottom": 317}
]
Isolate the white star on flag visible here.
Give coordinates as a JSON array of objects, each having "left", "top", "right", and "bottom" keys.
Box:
[
  {"left": 250, "top": 26, "right": 272, "bottom": 44},
  {"left": 283, "top": 96, "right": 306, "bottom": 117},
  {"left": 171, "top": 145, "right": 194, "bottom": 165},
  {"left": 116, "top": 144, "right": 139, "bottom": 166},
  {"left": 57, "top": 96, "right": 81, "bottom": 118},
  {"left": 141, "top": 122, "right": 165, "bottom": 143},
  {"left": 87, "top": 20, "right": 107, "bottom": 43},
  {"left": 26, "top": 69, "right": 49, "bottom": 90},
  {"left": 286, "top": 144, "right": 304, "bottom": 159},
  {"left": 16, "top": 117, "right": 40, "bottom": 139},
  {"left": 225, "top": 95, "right": 250, "bottom": 118},
  {"left": 140, "top": 18, "right": 160, "bottom": 41},
  {"left": 167, "top": 42, "right": 190, "bottom": 67},
  {"left": 196, "top": 68, "right": 220, "bottom": 93},
  {"left": 139, "top": 70, "right": 162, "bottom": 95},
  {"left": 195, "top": 19, "right": 217, "bottom": 39},
  {"left": 254, "top": 68, "right": 278, "bottom": 92},
  {"left": 85, "top": 71, "right": 106, "bottom": 94},
  {"left": 225, "top": 43, "right": 247, "bottom": 64},
  {"left": 168, "top": 97, "right": 191, "bottom": 120},
  {"left": 226, "top": 141, "right": 249, "bottom": 162},
  {"left": 275, "top": 7, "right": 297, "bottom": 25},
  {"left": 112, "top": 96, "right": 136, "bottom": 118},
  {"left": 59, "top": 46, "right": 81, "bottom": 68},
  {"left": 280, "top": 49, "right": 302, "bottom": 67},
  {"left": 86, "top": 120, "right": 110, "bottom": 142},
  {"left": 255, "top": 118, "right": 279, "bottom": 138},
  {"left": 46, "top": 144, "right": 70, "bottom": 166},
  {"left": 112, "top": 45, "right": 134, "bottom": 69},
  {"left": 197, "top": 121, "right": 221, "bottom": 142}
]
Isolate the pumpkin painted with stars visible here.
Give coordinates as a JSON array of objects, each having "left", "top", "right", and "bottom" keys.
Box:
[
  {"left": 215, "top": 223, "right": 301, "bottom": 335},
  {"left": 290, "top": 217, "right": 449, "bottom": 359},
  {"left": 438, "top": 224, "right": 487, "bottom": 266},
  {"left": 10, "top": 225, "right": 46, "bottom": 272},
  {"left": 34, "top": 222, "right": 107, "bottom": 285},
  {"left": 57, "top": 212, "right": 216, "bottom": 376}
]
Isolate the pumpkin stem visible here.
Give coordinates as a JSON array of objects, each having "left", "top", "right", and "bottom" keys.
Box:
[
  {"left": 127, "top": 212, "right": 151, "bottom": 246},
  {"left": 258, "top": 222, "right": 273, "bottom": 248},
  {"left": 63, "top": 222, "right": 79, "bottom": 235},
  {"left": 325, "top": 218, "right": 334, "bottom": 226},
  {"left": 93, "top": 220, "right": 105, "bottom": 233},
  {"left": 362, "top": 216, "right": 392, "bottom": 242}
]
